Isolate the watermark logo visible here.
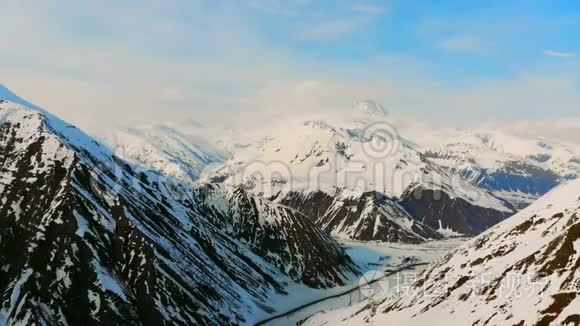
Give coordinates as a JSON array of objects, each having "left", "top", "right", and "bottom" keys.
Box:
[
  {"left": 359, "top": 270, "right": 389, "bottom": 300},
  {"left": 361, "top": 121, "right": 401, "bottom": 160}
]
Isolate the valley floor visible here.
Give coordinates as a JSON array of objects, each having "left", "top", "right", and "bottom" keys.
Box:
[{"left": 259, "top": 237, "right": 469, "bottom": 326}]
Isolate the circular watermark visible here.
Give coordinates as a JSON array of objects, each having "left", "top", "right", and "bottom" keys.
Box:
[{"left": 361, "top": 121, "right": 401, "bottom": 159}]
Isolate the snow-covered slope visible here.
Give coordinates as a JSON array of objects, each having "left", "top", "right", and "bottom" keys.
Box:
[
  {"left": 0, "top": 96, "right": 359, "bottom": 325},
  {"left": 99, "top": 100, "right": 577, "bottom": 242},
  {"left": 418, "top": 128, "right": 580, "bottom": 197},
  {"left": 187, "top": 183, "right": 359, "bottom": 288},
  {"left": 306, "top": 179, "right": 580, "bottom": 326},
  {"left": 110, "top": 122, "right": 229, "bottom": 182},
  {"left": 204, "top": 114, "right": 515, "bottom": 239}
]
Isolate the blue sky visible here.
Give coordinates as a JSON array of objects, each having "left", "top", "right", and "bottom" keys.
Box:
[{"left": 1, "top": 0, "right": 580, "bottom": 134}]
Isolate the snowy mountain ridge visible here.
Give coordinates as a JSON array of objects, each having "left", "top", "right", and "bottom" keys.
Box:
[
  {"left": 416, "top": 128, "right": 580, "bottom": 195},
  {"left": 110, "top": 123, "right": 229, "bottom": 182},
  {"left": 198, "top": 114, "right": 521, "bottom": 239},
  {"left": 105, "top": 101, "right": 579, "bottom": 203},
  {"left": 306, "top": 179, "right": 580, "bottom": 325},
  {"left": 4, "top": 82, "right": 577, "bottom": 244},
  {"left": 0, "top": 93, "right": 359, "bottom": 325},
  {"left": 102, "top": 104, "right": 580, "bottom": 241}
]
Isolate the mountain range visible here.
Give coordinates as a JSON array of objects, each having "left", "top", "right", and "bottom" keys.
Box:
[
  {"left": 0, "top": 87, "right": 359, "bottom": 325},
  {"left": 0, "top": 84, "right": 579, "bottom": 325},
  {"left": 110, "top": 103, "right": 579, "bottom": 243},
  {"left": 305, "top": 178, "right": 580, "bottom": 325}
]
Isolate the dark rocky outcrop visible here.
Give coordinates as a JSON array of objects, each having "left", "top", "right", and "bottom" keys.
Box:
[
  {"left": 399, "top": 185, "right": 515, "bottom": 235},
  {"left": 0, "top": 102, "right": 358, "bottom": 325},
  {"left": 280, "top": 189, "right": 443, "bottom": 243}
]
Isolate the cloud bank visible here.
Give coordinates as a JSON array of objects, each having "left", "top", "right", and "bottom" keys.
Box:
[
  {"left": 544, "top": 49, "right": 576, "bottom": 58},
  {"left": 1, "top": 0, "right": 579, "bottom": 143}
]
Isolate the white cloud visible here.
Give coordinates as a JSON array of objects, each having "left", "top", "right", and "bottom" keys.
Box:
[
  {"left": 294, "top": 17, "right": 369, "bottom": 41},
  {"left": 489, "top": 118, "right": 580, "bottom": 145},
  {"left": 544, "top": 49, "right": 576, "bottom": 58},
  {"left": 249, "top": 0, "right": 298, "bottom": 16},
  {"left": 352, "top": 4, "right": 386, "bottom": 15},
  {"left": 1, "top": 0, "right": 580, "bottom": 145},
  {"left": 438, "top": 34, "right": 495, "bottom": 54},
  {"left": 157, "top": 87, "right": 187, "bottom": 102}
]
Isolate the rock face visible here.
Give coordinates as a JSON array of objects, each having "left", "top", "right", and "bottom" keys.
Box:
[
  {"left": 426, "top": 149, "right": 563, "bottom": 197},
  {"left": 0, "top": 100, "right": 358, "bottom": 325},
  {"left": 306, "top": 179, "right": 580, "bottom": 326},
  {"left": 421, "top": 130, "right": 580, "bottom": 198},
  {"left": 98, "top": 105, "right": 580, "bottom": 243},
  {"left": 280, "top": 189, "right": 443, "bottom": 243},
  {"left": 188, "top": 184, "right": 358, "bottom": 288},
  {"left": 468, "top": 161, "right": 561, "bottom": 195},
  {"left": 399, "top": 184, "right": 514, "bottom": 235},
  {"left": 201, "top": 117, "right": 518, "bottom": 242}
]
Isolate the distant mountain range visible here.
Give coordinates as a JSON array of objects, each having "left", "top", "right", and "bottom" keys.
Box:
[
  {"left": 110, "top": 103, "right": 579, "bottom": 243},
  {"left": 1, "top": 84, "right": 578, "bottom": 325}
]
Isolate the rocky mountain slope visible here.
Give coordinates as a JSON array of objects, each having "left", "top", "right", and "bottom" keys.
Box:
[
  {"left": 418, "top": 129, "right": 580, "bottom": 198},
  {"left": 280, "top": 189, "right": 443, "bottom": 243},
  {"left": 0, "top": 95, "right": 359, "bottom": 325},
  {"left": 98, "top": 100, "right": 578, "bottom": 242},
  {"left": 306, "top": 179, "right": 580, "bottom": 326},
  {"left": 204, "top": 115, "right": 516, "bottom": 240},
  {"left": 110, "top": 122, "right": 230, "bottom": 182},
  {"left": 399, "top": 183, "right": 513, "bottom": 236}
]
